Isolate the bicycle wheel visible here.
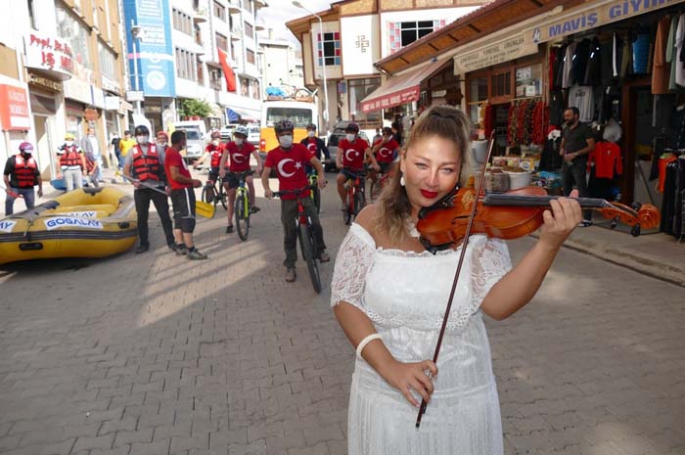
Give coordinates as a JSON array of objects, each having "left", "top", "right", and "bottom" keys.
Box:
[
  {"left": 218, "top": 182, "right": 228, "bottom": 210},
  {"left": 312, "top": 186, "right": 321, "bottom": 214},
  {"left": 353, "top": 187, "right": 366, "bottom": 220},
  {"left": 298, "top": 224, "right": 321, "bottom": 293},
  {"left": 235, "top": 191, "right": 250, "bottom": 241},
  {"left": 343, "top": 185, "right": 354, "bottom": 225}
]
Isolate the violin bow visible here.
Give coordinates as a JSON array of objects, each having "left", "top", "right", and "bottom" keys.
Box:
[{"left": 415, "top": 132, "right": 496, "bottom": 429}]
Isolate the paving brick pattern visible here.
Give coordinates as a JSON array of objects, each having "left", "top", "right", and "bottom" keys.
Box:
[{"left": 1, "top": 180, "right": 683, "bottom": 455}]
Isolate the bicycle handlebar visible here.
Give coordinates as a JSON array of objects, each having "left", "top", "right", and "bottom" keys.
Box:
[{"left": 273, "top": 185, "right": 317, "bottom": 198}]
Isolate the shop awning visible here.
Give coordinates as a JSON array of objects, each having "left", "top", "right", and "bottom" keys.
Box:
[
  {"left": 360, "top": 58, "right": 451, "bottom": 113},
  {"left": 227, "top": 105, "right": 260, "bottom": 121}
]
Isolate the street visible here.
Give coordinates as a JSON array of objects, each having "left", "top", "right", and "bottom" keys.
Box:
[{"left": 0, "top": 180, "right": 684, "bottom": 455}]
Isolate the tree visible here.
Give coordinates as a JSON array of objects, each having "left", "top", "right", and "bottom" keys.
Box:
[{"left": 181, "top": 99, "right": 213, "bottom": 118}]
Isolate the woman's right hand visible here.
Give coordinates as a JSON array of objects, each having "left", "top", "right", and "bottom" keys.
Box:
[{"left": 382, "top": 359, "right": 438, "bottom": 407}]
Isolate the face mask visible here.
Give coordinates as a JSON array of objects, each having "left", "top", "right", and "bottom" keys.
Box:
[
  {"left": 234, "top": 138, "right": 244, "bottom": 146},
  {"left": 65, "top": 141, "right": 74, "bottom": 147},
  {"left": 22, "top": 152, "right": 32, "bottom": 158},
  {"left": 279, "top": 135, "right": 293, "bottom": 148},
  {"left": 346, "top": 134, "right": 356, "bottom": 142},
  {"left": 157, "top": 141, "right": 167, "bottom": 147},
  {"left": 307, "top": 131, "right": 316, "bottom": 138},
  {"left": 137, "top": 136, "right": 149, "bottom": 145},
  {"left": 212, "top": 140, "right": 220, "bottom": 146}
]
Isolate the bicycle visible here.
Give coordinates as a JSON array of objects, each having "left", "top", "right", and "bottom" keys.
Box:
[
  {"left": 273, "top": 185, "right": 322, "bottom": 293},
  {"left": 308, "top": 172, "right": 321, "bottom": 214},
  {"left": 233, "top": 170, "right": 255, "bottom": 241},
  {"left": 342, "top": 170, "right": 366, "bottom": 226},
  {"left": 201, "top": 174, "right": 227, "bottom": 214}
]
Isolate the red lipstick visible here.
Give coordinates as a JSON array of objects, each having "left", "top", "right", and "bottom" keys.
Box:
[{"left": 420, "top": 189, "right": 438, "bottom": 198}]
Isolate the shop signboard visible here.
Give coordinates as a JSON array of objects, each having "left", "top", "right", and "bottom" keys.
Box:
[
  {"left": 453, "top": 35, "right": 538, "bottom": 74},
  {"left": 105, "top": 96, "right": 120, "bottom": 111},
  {"left": 0, "top": 85, "right": 30, "bottom": 131},
  {"left": 123, "top": 0, "right": 177, "bottom": 98},
  {"left": 101, "top": 75, "right": 121, "bottom": 94},
  {"left": 63, "top": 77, "right": 92, "bottom": 105},
  {"left": 341, "top": 15, "right": 380, "bottom": 77},
  {"left": 126, "top": 90, "right": 144, "bottom": 102},
  {"left": 23, "top": 31, "right": 74, "bottom": 81},
  {"left": 530, "top": 0, "right": 677, "bottom": 44}
]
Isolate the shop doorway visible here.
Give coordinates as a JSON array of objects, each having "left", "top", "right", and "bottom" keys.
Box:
[
  {"left": 631, "top": 87, "right": 662, "bottom": 209},
  {"left": 33, "top": 115, "right": 56, "bottom": 179}
]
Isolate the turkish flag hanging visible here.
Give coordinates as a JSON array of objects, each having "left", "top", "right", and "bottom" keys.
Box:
[{"left": 218, "top": 48, "right": 236, "bottom": 92}]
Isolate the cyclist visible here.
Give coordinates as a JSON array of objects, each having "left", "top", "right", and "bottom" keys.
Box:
[
  {"left": 335, "top": 122, "right": 379, "bottom": 211},
  {"left": 219, "top": 125, "right": 263, "bottom": 233},
  {"left": 369, "top": 126, "right": 400, "bottom": 188},
  {"left": 193, "top": 130, "right": 225, "bottom": 178},
  {"left": 300, "top": 123, "right": 331, "bottom": 175},
  {"left": 261, "top": 120, "right": 330, "bottom": 283}
]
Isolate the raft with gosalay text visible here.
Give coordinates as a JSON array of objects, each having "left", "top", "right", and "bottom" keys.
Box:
[{"left": 0, "top": 187, "right": 137, "bottom": 265}]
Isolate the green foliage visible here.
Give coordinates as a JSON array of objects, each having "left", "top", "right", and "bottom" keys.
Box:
[{"left": 182, "top": 99, "right": 213, "bottom": 118}]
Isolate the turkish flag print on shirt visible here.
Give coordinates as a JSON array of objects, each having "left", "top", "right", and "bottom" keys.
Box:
[
  {"left": 265, "top": 144, "right": 310, "bottom": 200},
  {"left": 374, "top": 138, "right": 399, "bottom": 164},
  {"left": 226, "top": 141, "right": 255, "bottom": 172},
  {"left": 339, "top": 138, "right": 368, "bottom": 170}
]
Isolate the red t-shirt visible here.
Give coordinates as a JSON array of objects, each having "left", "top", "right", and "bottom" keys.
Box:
[
  {"left": 265, "top": 144, "right": 310, "bottom": 200},
  {"left": 373, "top": 138, "right": 400, "bottom": 164},
  {"left": 165, "top": 148, "right": 192, "bottom": 190},
  {"left": 206, "top": 143, "right": 225, "bottom": 168},
  {"left": 589, "top": 142, "right": 623, "bottom": 179},
  {"left": 226, "top": 141, "right": 255, "bottom": 172},
  {"left": 339, "top": 137, "right": 369, "bottom": 170},
  {"left": 303, "top": 138, "right": 318, "bottom": 158}
]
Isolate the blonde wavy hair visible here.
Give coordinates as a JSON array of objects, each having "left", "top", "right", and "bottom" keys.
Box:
[{"left": 373, "top": 105, "right": 473, "bottom": 242}]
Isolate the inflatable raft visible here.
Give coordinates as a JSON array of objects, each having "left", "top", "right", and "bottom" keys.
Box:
[{"left": 0, "top": 187, "right": 137, "bottom": 265}]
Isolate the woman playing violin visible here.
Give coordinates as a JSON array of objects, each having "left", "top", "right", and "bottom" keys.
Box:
[{"left": 330, "top": 105, "right": 582, "bottom": 455}]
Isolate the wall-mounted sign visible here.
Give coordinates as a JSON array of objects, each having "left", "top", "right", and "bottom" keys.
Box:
[
  {"left": 28, "top": 73, "right": 62, "bottom": 92},
  {"left": 23, "top": 32, "right": 74, "bottom": 81},
  {"left": 105, "top": 96, "right": 120, "bottom": 111},
  {"left": 529, "top": 0, "right": 677, "bottom": 44},
  {"left": 453, "top": 36, "right": 538, "bottom": 74},
  {"left": 126, "top": 90, "right": 144, "bottom": 102},
  {"left": 101, "top": 75, "right": 121, "bottom": 94},
  {"left": 0, "top": 85, "right": 30, "bottom": 131}
]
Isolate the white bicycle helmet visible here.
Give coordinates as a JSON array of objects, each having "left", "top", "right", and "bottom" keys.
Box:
[{"left": 234, "top": 125, "right": 249, "bottom": 137}]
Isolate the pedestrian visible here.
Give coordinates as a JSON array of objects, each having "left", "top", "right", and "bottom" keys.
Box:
[
  {"left": 118, "top": 130, "right": 136, "bottom": 172},
  {"left": 219, "top": 125, "right": 262, "bottom": 233},
  {"left": 330, "top": 105, "right": 581, "bottom": 455},
  {"left": 56, "top": 132, "right": 86, "bottom": 191},
  {"left": 261, "top": 120, "right": 329, "bottom": 283},
  {"left": 110, "top": 132, "right": 121, "bottom": 168},
  {"left": 155, "top": 131, "right": 169, "bottom": 153},
  {"left": 3, "top": 142, "right": 43, "bottom": 215},
  {"left": 165, "top": 130, "right": 208, "bottom": 260},
  {"left": 81, "top": 127, "right": 103, "bottom": 183},
  {"left": 123, "top": 125, "right": 175, "bottom": 254},
  {"left": 559, "top": 106, "right": 595, "bottom": 227}
]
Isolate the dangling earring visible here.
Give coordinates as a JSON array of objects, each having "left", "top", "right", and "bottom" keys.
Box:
[{"left": 400, "top": 174, "right": 405, "bottom": 187}]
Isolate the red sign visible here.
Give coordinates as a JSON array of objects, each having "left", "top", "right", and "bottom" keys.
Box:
[
  {"left": 361, "top": 85, "right": 420, "bottom": 113},
  {"left": 0, "top": 85, "right": 30, "bottom": 131}
]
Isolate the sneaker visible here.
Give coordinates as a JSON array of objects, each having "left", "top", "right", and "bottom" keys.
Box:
[
  {"left": 135, "top": 244, "right": 149, "bottom": 254},
  {"left": 225, "top": 225, "right": 234, "bottom": 234},
  {"left": 187, "top": 249, "right": 208, "bottom": 260},
  {"left": 319, "top": 250, "right": 331, "bottom": 263},
  {"left": 174, "top": 244, "right": 188, "bottom": 256},
  {"left": 578, "top": 220, "right": 593, "bottom": 228},
  {"left": 341, "top": 202, "right": 348, "bottom": 211},
  {"left": 285, "top": 267, "right": 296, "bottom": 282},
  {"left": 250, "top": 206, "right": 260, "bottom": 214}
]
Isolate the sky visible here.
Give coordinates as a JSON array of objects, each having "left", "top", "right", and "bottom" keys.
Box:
[{"left": 258, "top": 0, "right": 336, "bottom": 45}]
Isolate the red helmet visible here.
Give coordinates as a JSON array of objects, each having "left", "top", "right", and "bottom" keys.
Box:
[
  {"left": 345, "top": 122, "right": 360, "bottom": 133},
  {"left": 210, "top": 130, "right": 221, "bottom": 139},
  {"left": 19, "top": 142, "right": 34, "bottom": 153},
  {"left": 156, "top": 131, "right": 169, "bottom": 140}
]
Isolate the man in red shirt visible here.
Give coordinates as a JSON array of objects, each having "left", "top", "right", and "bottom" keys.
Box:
[
  {"left": 261, "top": 120, "right": 329, "bottom": 283},
  {"left": 165, "top": 130, "right": 207, "bottom": 260},
  {"left": 219, "top": 125, "right": 263, "bottom": 233},
  {"left": 335, "top": 122, "right": 379, "bottom": 210},
  {"left": 369, "top": 126, "right": 400, "bottom": 187}
]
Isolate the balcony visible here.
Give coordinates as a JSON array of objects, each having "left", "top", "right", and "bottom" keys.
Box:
[
  {"left": 193, "top": 9, "right": 207, "bottom": 23},
  {"left": 253, "top": 0, "right": 266, "bottom": 8},
  {"left": 228, "top": 1, "right": 241, "bottom": 13}
]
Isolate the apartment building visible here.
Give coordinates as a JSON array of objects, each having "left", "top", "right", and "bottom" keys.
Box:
[
  {"left": 259, "top": 34, "right": 305, "bottom": 96},
  {"left": 0, "top": 0, "right": 129, "bottom": 178}
]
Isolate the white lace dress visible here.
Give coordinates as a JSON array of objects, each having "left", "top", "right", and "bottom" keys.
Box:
[{"left": 331, "top": 223, "right": 513, "bottom": 455}]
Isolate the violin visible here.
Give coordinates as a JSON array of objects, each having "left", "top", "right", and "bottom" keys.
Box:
[{"left": 417, "top": 186, "right": 660, "bottom": 253}]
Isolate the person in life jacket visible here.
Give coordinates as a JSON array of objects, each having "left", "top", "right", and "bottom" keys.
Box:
[
  {"left": 3, "top": 142, "right": 43, "bottom": 215},
  {"left": 123, "top": 125, "right": 176, "bottom": 254},
  {"left": 56, "top": 132, "right": 87, "bottom": 192},
  {"left": 300, "top": 123, "right": 331, "bottom": 175}
]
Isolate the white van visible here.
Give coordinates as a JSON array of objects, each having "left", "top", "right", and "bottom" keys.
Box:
[{"left": 173, "top": 121, "right": 207, "bottom": 161}]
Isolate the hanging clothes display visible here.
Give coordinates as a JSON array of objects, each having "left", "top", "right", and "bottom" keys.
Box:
[
  {"left": 583, "top": 38, "right": 602, "bottom": 86},
  {"left": 675, "top": 14, "right": 685, "bottom": 87},
  {"left": 568, "top": 86, "right": 595, "bottom": 122},
  {"left": 653, "top": 15, "right": 672, "bottom": 94}
]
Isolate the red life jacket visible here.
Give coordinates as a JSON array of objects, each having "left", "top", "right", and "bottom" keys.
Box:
[
  {"left": 14, "top": 154, "right": 38, "bottom": 188},
  {"left": 209, "top": 145, "right": 224, "bottom": 168},
  {"left": 59, "top": 146, "right": 83, "bottom": 169},
  {"left": 131, "top": 144, "right": 162, "bottom": 181}
]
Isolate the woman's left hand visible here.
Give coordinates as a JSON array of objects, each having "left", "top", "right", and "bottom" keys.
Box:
[{"left": 538, "top": 189, "right": 582, "bottom": 249}]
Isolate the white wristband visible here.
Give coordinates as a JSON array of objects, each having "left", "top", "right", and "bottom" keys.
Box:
[{"left": 356, "top": 333, "right": 382, "bottom": 360}]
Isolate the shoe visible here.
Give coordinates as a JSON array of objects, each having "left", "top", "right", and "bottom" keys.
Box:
[
  {"left": 225, "top": 225, "right": 234, "bottom": 234},
  {"left": 250, "top": 206, "right": 260, "bottom": 214},
  {"left": 174, "top": 244, "right": 188, "bottom": 256},
  {"left": 578, "top": 220, "right": 593, "bottom": 228},
  {"left": 187, "top": 249, "right": 208, "bottom": 260},
  {"left": 319, "top": 250, "right": 330, "bottom": 263},
  {"left": 135, "top": 244, "right": 149, "bottom": 254},
  {"left": 285, "top": 267, "right": 296, "bottom": 282},
  {"left": 341, "top": 202, "right": 348, "bottom": 211}
]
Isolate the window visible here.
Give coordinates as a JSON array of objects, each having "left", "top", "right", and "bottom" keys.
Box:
[
  {"left": 490, "top": 69, "right": 512, "bottom": 103},
  {"left": 348, "top": 78, "right": 382, "bottom": 128},
  {"left": 244, "top": 22, "right": 254, "bottom": 39},
  {"left": 213, "top": 1, "right": 226, "bottom": 21},
  {"left": 317, "top": 32, "right": 340, "bottom": 67},
  {"left": 246, "top": 49, "right": 255, "bottom": 64},
  {"left": 98, "top": 42, "right": 116, "bottom": 80},
  {"left": 265, "top": 107, "right": 313, "bottom": 128},
  {"left": 175, "top": 48, "right": 196, "bottom": 81},
  {"left": 216, "top": 32, "right": 228, "bottom": 52},
  {"left": 173, "top": 9, "right": 193, "bottom": 35},
  {"left": 56, "top": 4, "right": 92, "bottom": 68},
  {"left": 209, "top": 67, "right": 222, "bottom": 90},
  {"left": 239, "top": 76, "right": 249, "bottom": 97},
  {"left": 388, "top": 19, "right": 446, "bottom": 53},
  {"left": 467, "top": 76, "right": 488, "bottom": 126},
  {"left": 514, "top": 64, "right": 542, "bottom": 98},
  {"left": 252, "top": 79, "right": 260, "bottom": 100}
]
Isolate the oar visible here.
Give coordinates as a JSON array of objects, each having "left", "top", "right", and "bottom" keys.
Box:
[
  {"left": 115, "top": 172, "right": 215, "bottom": 219},
  {"left": 1, "top": 185, "right": 23, "bottom": 199}
]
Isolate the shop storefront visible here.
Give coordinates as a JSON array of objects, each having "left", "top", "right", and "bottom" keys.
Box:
[{"left": 0, "top": 83, "right": 31, "bottom": 166}]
